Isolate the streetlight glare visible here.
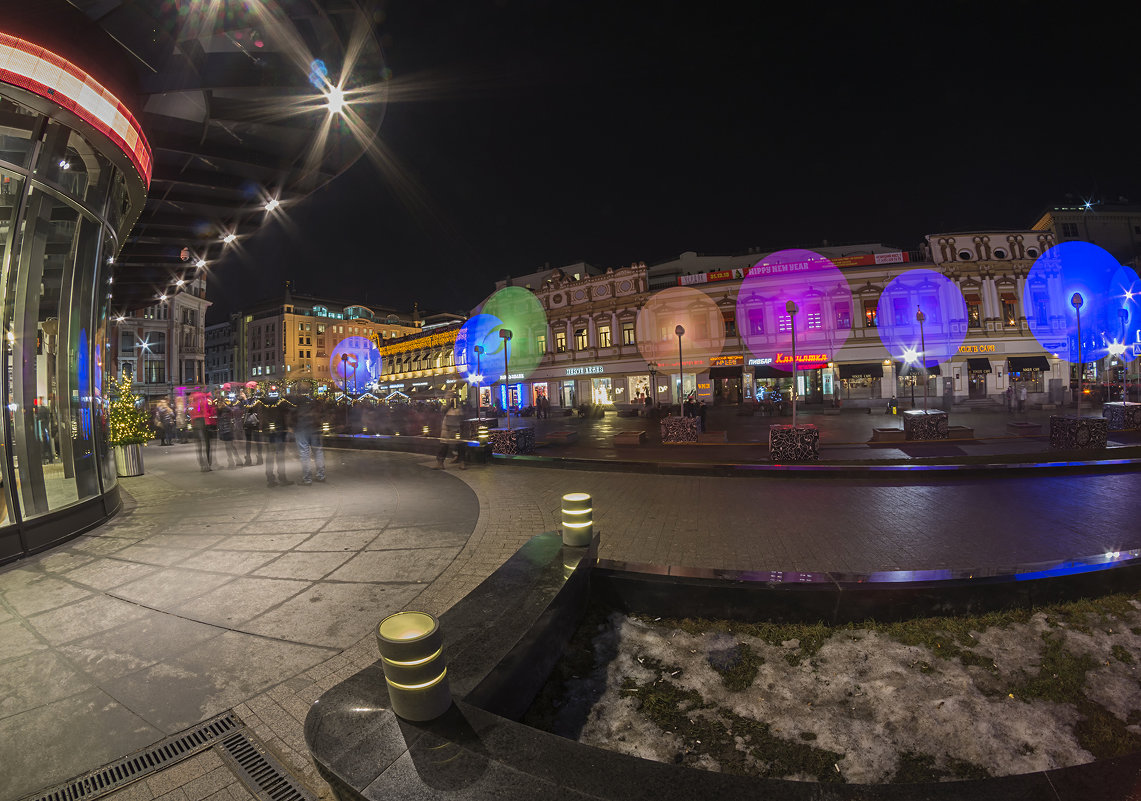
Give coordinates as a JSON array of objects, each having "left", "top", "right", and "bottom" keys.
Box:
[
  {"left": 265, "top": 198, "right": 280, "bottom": 211},
  {"left": 326, "top": 86, "right": 346, "bottom": 114},
  {"left": 223, "top": 233, "right": 237, "bottom": 244}
]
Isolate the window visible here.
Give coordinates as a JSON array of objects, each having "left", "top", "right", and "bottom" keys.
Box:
[
  {"left": 778, "top": 313, "right": 791, "bottom": 333},
  {"left": 555, "top": 331, "right": 567, "bottom": 352},
  {"left": 1061, "top": 222, "right": 1079, "bottom": 238},
  {"left": 574, "top": 328, "right": 588, "bottom": 350},
  {"left": 724, "top": 318, "right": 736, "bottom": 337},
  {"left": 1034, "top": 294, "right": 1048, "bottom": 327},
  {"left": 537, "top": 334, "right": 547, "bottom": 353},
  {"left": 863, "top": 300, "right": 878, "bottom": 328},
  {"left": 993, "top": 249, "right": 1006, "bottom": 258},
  {"left": 317, "top": 324, "right": 326, "bottom": 334},
  {"left": 120, "top": 331, "right": 133, "bottom": 352},
  {"left": 1001, "top": 295, "right": 1017, "bottom": 327},
  {"left": 835, "top": 303, "right": 851, "bottom": 329},
  {"left": 144, "top": 360, "right": 165, "bottom": 383},
  {"left": 598, "top": 325, "right": 612, "bottom": 347},
  {"left": 958, "top": 250, "right": 972, "bottom": 261},
  {"left": 748, "top": 311, "right": 765, "bottom": 336},
  {"left": 622, "top": 322, "right": 635, "bottom": 345},
  {"left": 893, "top": 297, "right": 909, "bottom": 326},
  {"left": 1027, "top": 248, "right": 1038, "bottom": 258},
  {"left": 967, "top": 299, "right": 981, "bottom": 329},
  {"left": 806, "top": 304, "right": 822, "bottom": 330}
]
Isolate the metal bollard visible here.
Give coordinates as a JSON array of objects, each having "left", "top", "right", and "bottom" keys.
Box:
[
  {"left": 561, "top": 492, "right": 593, "bottom": 547},
  {"left": 376, "top": 611, "right": 451, "bottom": 721}
]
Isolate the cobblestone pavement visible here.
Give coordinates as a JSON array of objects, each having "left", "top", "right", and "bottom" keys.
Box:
[{"left": 2, "top": 442, "right": 1139, "bottom": 801}]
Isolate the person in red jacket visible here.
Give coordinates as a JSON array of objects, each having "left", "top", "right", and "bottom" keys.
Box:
[{"left": 188, "top": 390, "right": 216, "bottom": 471}]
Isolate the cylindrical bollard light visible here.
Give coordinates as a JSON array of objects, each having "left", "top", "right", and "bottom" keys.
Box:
[
  {"left": 561, "top": 492, "right": 593, "bottom": 546},
  {"left": 376, "top": 611, "right": 451, "bottom": 721}
]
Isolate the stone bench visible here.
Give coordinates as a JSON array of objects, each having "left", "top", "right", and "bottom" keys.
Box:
[
  {"left": 613, "top": 430, "right": 646, "bottom": 445},
  {"left": 946, "top": 425, "right": 975, "bottom": 439},
  {"left": 697, "top": 430, "right": 727, "bottom": 443},
  {"left": 870, "top": 427, "right": 906, "bottom": 442},
  {"left": 1006, "top": 421, "right": 1042, "bottom": 436},
  {"left": 546, "top": 430, "right": 577, "bottom": 444}
]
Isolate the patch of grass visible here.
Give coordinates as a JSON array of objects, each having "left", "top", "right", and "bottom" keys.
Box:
[
  {"left": 1074, "top": 700, "right": 1141, "bottom": 759},
  {"left": 1008, "top": 634, "right": 1097, "bottom": 704},
  {"left": 661, "top": 617, "right": 834, "bottom": 665},
  {"left": 1112, "top": 644, "right": 1135, "bottom": 665},
  {"left": 892, "top": 751, "right": 991, "bottom": 783},
  {"left": 707, "top": 642, "right": 762, "bottom": 691}
]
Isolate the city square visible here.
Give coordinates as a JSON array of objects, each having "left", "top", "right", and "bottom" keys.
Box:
[{"left": 3, "top": 2, "right": 1141, "bottom": 800}]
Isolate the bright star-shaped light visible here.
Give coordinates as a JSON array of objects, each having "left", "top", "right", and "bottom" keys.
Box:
[
  {"left": 469, "top": 374, "right": 483, "bottom": 385},
  {"left": 176, "top": 280, "right": 185, "bottom": 287},
  {"left": 222, "top": 233, "right": 236, "bottom": 244},
  {"left": 902, "top": 347, "right": 919, "bottom": 364},
  {"left": 264, "top": 198, "right": 280, "bottom": 212},
  {"left": 196, "top": 259, "right": 207, "bottom": 268},
  {"left": 325, "top": 86, "right": 346, "bottom": 114},
  {"left": 1109, "top": 341, "right": 1127, "bottom": 357}
]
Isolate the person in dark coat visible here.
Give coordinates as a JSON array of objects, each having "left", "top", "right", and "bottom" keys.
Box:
[{"left": 257, "top": 387, "right": 293, "bottom": 486}]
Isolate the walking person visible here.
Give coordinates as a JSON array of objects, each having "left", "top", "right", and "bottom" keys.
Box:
[
  {"left": 217, "top": 396, "right": 240, "bottom": 469},
  {"left": 239, "top": 391, "right": 263, "bottom": 465},
  {"left": 1018, "top": 383, "right": 1027, "bottom": 414},
  {"left": 293, "top": 390, "right": 326, "bottom": 484},
  {"left": 1005, "top": 386, "right": 1013, "bottom": 413},
  {"left": 188, "top": 390, "right": 215, "bottom": 471},
  {"left": 258, "top": 386, "right": 293, "bottom": 487}
]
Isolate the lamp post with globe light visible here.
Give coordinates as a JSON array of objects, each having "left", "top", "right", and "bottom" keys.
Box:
[
  {"left": 500, "top": 329, "right": 513, "bottom": 432},
  {"left": 1072, "top": 292, "right": 1084, "bottom": 418},
  {"left": 647, "top": 362, "right": 658, "bottom": 409},
  {"left": 917, "top": 305, "right": 928, "bottom": 413},
  {"left": 1119, "top": 307, "right": 1129, "bottom": 403},
  {"left": 473, "top": 344, "right": 484, "bottom": 420},
  {"left": 786, "top": 300, "right": 799, "bottom": 428},
  {"left": 675, "top": 325, "right": 685, "bottom": 407}
]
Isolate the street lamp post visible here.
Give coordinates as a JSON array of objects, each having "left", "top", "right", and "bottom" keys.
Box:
[
  {"left": 340, "top": 353, "right": 349, "bottom": 395},
  {"left": 675, "top": 325, "right": 685, "bottom": 407},
  {"left": 916, "top": 305, "right": 928, "bottom": 413},
  {"left": 1119, "top": 307, "right": 1129, "bottom": 403},
  {"left": 1072, "top": 292, "right": 1084, "bottom": 418},
  {"left": 786, "top": 300, "right": 798, "bottom": 429},
  {"left": 473, "top": 344, "right": 484, "bottom": 420},
  {"left": 499, "top": 329, "right": 513, "bottom": 432},
  {"left": 647, "top": 362, "right": 658, "bottom": 409}
]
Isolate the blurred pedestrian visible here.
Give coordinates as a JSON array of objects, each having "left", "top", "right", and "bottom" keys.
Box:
[
  {"left": 217, "top": 395, "right": 240, "bottom": 469},
  {"left": 239, "top": 390, "right": 262, "bottom": 465},
  {"left": 188, "top": 390, "right": 215, "bottom": 471},
  {"left": 258, "top": 386, "right": 293, "bottom": 486},
  {"left": 1005, "top": 386, "right": 1013, "bottom": 413},
  {"left": 1018, "top": 384, "right": 1027, "bottom": 413},
  {"left": 294, "top": 390, "right": 326, "bottom": 484}
]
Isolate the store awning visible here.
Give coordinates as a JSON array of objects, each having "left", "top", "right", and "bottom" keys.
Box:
[
  {"left": 964, "top": 293, "right": 981, "bottom": 303},
  {"left": 894, "top": 361, "right": 942, "bottom": 377},
  {"left": 838, "top": 363, "right": 884, "bottom": 379},
  {"left": 753, "top": 365, "right": 791, "bottom": 378},
  {"left": 1008, "top": 356, "right": 1051, "bottom": 372},
  {"left": 1000, "top": 292, "right": 1017, "bottom": 302},
  {"left": 966, "top": 358, "right": 993, "bottom": 373}
]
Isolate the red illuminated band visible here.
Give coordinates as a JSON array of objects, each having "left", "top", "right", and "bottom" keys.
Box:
[{"left": 0, "top": 32, "right": 151, "bottom": 188}]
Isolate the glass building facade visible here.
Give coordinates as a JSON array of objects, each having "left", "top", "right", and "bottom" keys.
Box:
[{"left": 0, "top": 33, "right": 148, "bottom": 562}]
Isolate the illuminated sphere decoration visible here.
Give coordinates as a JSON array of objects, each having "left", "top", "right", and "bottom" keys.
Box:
[
  {"left": 1025, "top": 241, "right": 1140, "bottom": 364},
  {"left": 736, "top": 249, "right": 852, "bottom": 370},
  {"left": 454, "top": 313, "right": 503, "bottom": 386},
  {"left": 478, "top": 287, "right": 547, "bottom": 379},
  {"left": 636, "top": 287, "right": 726, "bottom": 366},
  {"left": 875, "top": 269, "right": 967, "bottom": 369},
  {"left": 329, "top": 335, "right": 380, "bottom": 392}
]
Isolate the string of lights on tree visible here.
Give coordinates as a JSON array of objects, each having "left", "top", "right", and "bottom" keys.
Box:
[{"left": 107, "top": 373, "right": 154, "bottom": 446}]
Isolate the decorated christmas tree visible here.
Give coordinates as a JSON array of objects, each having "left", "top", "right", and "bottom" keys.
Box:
[{"left": 108, "top": 372, "right": 153, "bottom": 446}]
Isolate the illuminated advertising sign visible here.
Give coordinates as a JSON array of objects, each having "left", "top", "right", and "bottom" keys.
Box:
[
  {"left": 565, "top": 365, "right": 604, "bottom": 375},
  {"left": 678, "top": 251, "right": 909, "bottom": 286},
  {"left": 329, "top": 336, "right": 380, "bottom": 392},
  {"left": 0, "top": 33, "right": 152, "bottom": 187},
  {"left": 773, "top": 352, "right": 830, "bottom": 369}
]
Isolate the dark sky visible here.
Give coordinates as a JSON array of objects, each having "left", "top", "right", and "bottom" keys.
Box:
[{"left": 208, "top": 0, "right": 1141, "bottom": 322}]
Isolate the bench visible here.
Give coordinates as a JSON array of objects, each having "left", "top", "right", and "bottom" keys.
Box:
[
  {"left": 946, "top": 425, "right": 975, "bottom": 439},
  {"left": 1006, "top": 421, "right": 1042, "bottom": 436},
  {"left": 870, "top": 427, "right": 906, "bottom": 442},
  {"left": 613, "top": 430, "right": 647, "bottom": 445},
  {"left": 697, "top": 430, "right": 727, "bottom": 443},
  {"left": 547, "top": 430, "right": 578, "bottom": 444}
]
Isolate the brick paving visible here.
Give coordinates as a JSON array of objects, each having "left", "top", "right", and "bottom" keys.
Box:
[{"left": 1, "top": 434, "right": 1139, "bottom": 801}]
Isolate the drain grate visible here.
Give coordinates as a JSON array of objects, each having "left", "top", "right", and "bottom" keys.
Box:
[
  {"left": 216, "top": 731, "right": 315, "bottom": 801},
  {"left": 21, "top": 712, "right": 242, "bottom": 801}
]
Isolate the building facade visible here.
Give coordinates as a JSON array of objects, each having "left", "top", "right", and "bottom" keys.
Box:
[
  {"left": 1032, "top": 203, "right": 1141, "bottom": 268},
  {"left": 462, "top": 231, "right": 1105, "bottom": 415},
  {"left": 205, "top": 320, "right": 236, "bottom": 386},
  {"left": 110, "top": 276, "right": 211, "bottom": 403}
]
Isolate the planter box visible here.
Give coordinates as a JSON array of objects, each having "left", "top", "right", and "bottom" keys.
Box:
[
  {"left": 1006, "top": 421, "right": 1042, "bottom": 436},
  {"left": 870, "top": 427, "right": 906, "bottom": 442},
  {"left": 114, "top": 444, "right": 144, "bottom": 477},
  {"left": 660, "top": 415, "right": 699, "bottom": 443},
  {"left": 1103, "top": 402, "right": 1141, "bottom": 431},
  {"left": 769, "top": 424, "right": 819, "bottom": 462},
  {"left": 488, "top": 427, "right": 535, "bottom": 455},
  {"left": 1050, "top": 415, "right": 1108, "bottom": 450},
  {"left": 903, "top": 409, "right": 948, "bottom": 441}
]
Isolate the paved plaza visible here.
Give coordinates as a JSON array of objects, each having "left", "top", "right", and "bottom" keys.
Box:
[{"left": 1, "top": 435, "right": 1139, "bottom": 800}]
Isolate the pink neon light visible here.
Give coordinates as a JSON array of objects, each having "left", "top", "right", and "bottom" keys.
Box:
[{"left": 0, "top": 32, "right": 152, "bottom": 188}]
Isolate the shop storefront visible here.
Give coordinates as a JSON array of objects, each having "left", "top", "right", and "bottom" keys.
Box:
[
  {"left": 1008, "top": 356, "right": 1051, "bottom": 393},
  {"left": 894, "top": 362, "right": 940, "bottom": 405},
  {"left": 628, "top": 374, "right": 651, "bottom": 404},
  {"left": 590, "top": 376, "right": 615, "bottom": 405},
  {"left": 966, "top": 358, "right": 992, "bottom": 399},
  {"left": 837, "top": 363, "right": 884, "bottom": 400},
  {"left": 1, "top": 33, "right": 149, "bottom": 562}
]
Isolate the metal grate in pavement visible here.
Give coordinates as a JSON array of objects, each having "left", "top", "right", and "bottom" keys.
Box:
[
  {"left": 215, "top": 731, "right": 315, "bottom": 801},
  {"left": 20, "top": 712, "right": 242, "bottom": 801}
]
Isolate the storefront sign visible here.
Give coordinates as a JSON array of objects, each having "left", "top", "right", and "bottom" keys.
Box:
[
  {"left": 957, "top": 344, "right": 997, "bottom": 354},
  {"left": 412, "top": 382, "right": 429, "bottom": 387},
  {"left": 747, "top": 357, "right": 772, "bottom": 366},
  {"left": 773, "top": 352, "right": 830, "bottom": 369},
  {"left": 566, "top": 365, "right": 604, "bottom": 376},
  {"left": 677, "top": 252, "right": 909, "bottom": 286},
  {"left": 496, "top": 373, "right": 526, "bottom": 381},
  {"left": 710, "top": 355, "right": 743, "bottom": 367}
]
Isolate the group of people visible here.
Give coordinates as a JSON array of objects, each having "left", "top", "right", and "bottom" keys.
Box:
[
  {"left": 1004, "top": 384, "right": 1028, "bottom": 413},
  {"left": 173, "top": 389, "right": 328, "bottom": 487}
]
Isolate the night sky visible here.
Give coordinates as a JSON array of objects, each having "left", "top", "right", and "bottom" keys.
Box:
[{"left": 208, "top": 1, "right": 1141, "bottom": 322}]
